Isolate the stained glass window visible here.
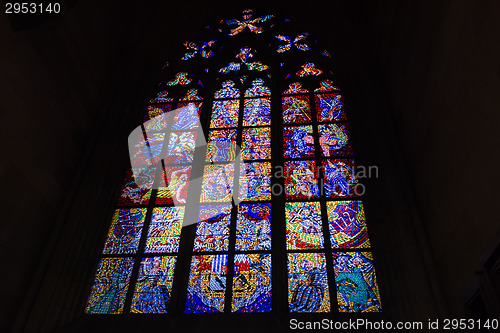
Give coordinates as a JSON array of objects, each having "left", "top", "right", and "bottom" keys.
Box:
[
  {"left": 236, "top": 203, "right": 271, "bottom": 251},
  {"left": 286, "top": 202, "right": 324, "bottom": 249},
  {"left": 242, "top": 98, "right": 271, "bottom": 126},
  {"left": 287, "top": 253, "right": 330, "bottom": 312},
  {"left": 283, "top": 125, "right": 315, "bottom": 158},
  {"left": 145, "top": 207, "right": 184, "bottom": 253},
  {"left": 206, "top": 129, "right": 238, "bottom": 162},
  {"left": 282, "top": 95, "right": 311, "bottom": 124},
  {"left": 231, "top": 254, "right": 272, "bottom": 312},
  {"left": 89, "top": 8, "right": 382, "bottom": 319},
  {"left": 185, "top": 255, "right": 228, "bottom": 313},
  {"left": 194, "top": 205, "right": 231, "bottom": 251},
  {"left": 200, "top": 164, "right": 235, "bottom": 203},
  {"left": 156, "top": 165, "right": 191, "bottom": 205},
  {"left": 117, "top": 167, "right": 155, "bottom": 206},
  {"left": 86, "top": 257, "right": 135, "bottom": 314},
  {"left": 333, "top": 252, "right": 381, "bottom": 312},
  {"left": 242, "top": 127, "right": 271, "bottom": 160},
  {"left": 131, "top": 256, "right": 176, "bottom": 313},
  {"left": 103, "top": 208, "right": 147, "bottom": 254}
]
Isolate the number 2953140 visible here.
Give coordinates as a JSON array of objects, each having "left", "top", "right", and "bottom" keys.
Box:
[{"left": 5, "top": 3, "right": 61, "bottom": 14}]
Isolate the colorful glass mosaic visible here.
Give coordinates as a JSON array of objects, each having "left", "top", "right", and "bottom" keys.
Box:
[
  {"left": 232, "top": 254, "right": 272, "bottom": 312},
  {"left": 236, "top": 46, "right": 254, "bottom": 62},
  {"left": 117, "top": 167, "right": 155, "bottom": 206},
  {"left": 318, "top": 123, "right": 352, "bottom": 157},
  {"left": 242, "top": 127, "right": 271, "bottom": 160},
  {"left": 322, "top": 159, "right": 358, "bottom": 198},
  {"left": 296, "top": 62, "right": 323, "bottom": 77},
  {"left": 246, "top": 62, "right": 269, "bottom": 71},
  {"left": 181, "top": 40, "right": 216, "bottom": 60},
  {"left": 333, "top": 252, "right": 381, "bottom": 312},
  {"left": 283, "top": 82, "right": 308, "bottom": 94},
  {"left": 287, "top": 253, "right": 330, "bottom": 312},
  {"left": 131, "top": 256, "right": 176, "bottom": 313},
  {"left": 244, "top": 78, "right": 271, "bottom": 97},
  {"left": 225, "top": 9, "right": 274, "bottom": 36},
  {"left": 145, "top": 207, "right": 185, "bottom": 253},
  {"left": 172, "top": 102, "right": 202, "bottom": 130},
  {"left": 239, "top": 162, "right": 272, "bottom": 201},
  {"left": 179, "top": 89, "right": 203, "bottom": 101},
  {"left": 282, "top": 95, "right": 312, "bottom": 124},
  {"left": 194, "top": 205, "right": 231, "bottom": 252},
  {"left": 200, "top": 164, "right": 234, "bottom": 202},
  {"left": 327, "top": 201, "right": 370, "bottom": 249},
  {"left": 144, "top": 105, "right": 171, "bottom": 131},
  {"left": 185, "top": 255, "right": 228, "bottom": 313},
  {"left": 219, "top": 62, "right": 241, "bottom": 74},
  {"left": 242, "top": 98, "right": 271, "bottom": 126},
  {"left": 166, "top": 72, "right": 192, "bottom": 86},
  {"left": 131, "top": 132, "right": 165, "bottom": 166},
  {"left": 284, "top": 160, "right": 319, "bottom": 200},
  {"left": 164, "top": 131, "right": 196, "bottom": 164},
  {"left": 315, "top": 93, "right": 346, "bottom": 122},
  {"left": 149, "top": 91, "right": 173, "bottom": 103},
  {"left": 214, "top": 80, "right": 240, "bottom": 99},
  {"left": 315, "top": 79, "right": 340, "bottom": 92},
  {"left": 206, "top": 129, "right": 238, "bottom": 162},
  {"left": 236, "top": 203, "right": 271, "bottom": 251},
  {"left": 286, "top": 202, "right": 324, "bottom": 250},
  {"left": 103, "top": 208, "right": 147, "bottom": 254},
  {"left": 156, "top": 166, "right": 191, "bottom": 205},
  {"left": 86, "top": 257, "right": 134, "bottom": 314},
  {"left": 275, "top": 33, "right": 310, "bottom": 53},
  {"left": 283, "top": 125, "right": 315, "bottom": 158},
  {"left": 210, "top": 100, "right": 240, "bottom": 128}
]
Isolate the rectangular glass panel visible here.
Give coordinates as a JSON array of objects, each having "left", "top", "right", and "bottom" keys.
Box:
[
  {"left": 282, "top": 95, "right": 311, "bottom": 124},
  {"left": 242, "top": 127, "right": 271, "bottom": 160},
  {"left": 86, "top": 257, "right": 134, "bottom": 314},
  {"left": 315, "top": 93, "right": 346, "bottom": 122},
  {"left": 145, "top": 207, "right": 185, "bottom": 253},
  {"left": 239, "top": 162, "right": 271, "bottom": 201},
  {"left": 284, "top": 160, "right": 319, "bottom": 200},
  {"left": 185, "top": 255, "right": 228, "bottom": 313},
  {"left": 236, "top": 203, "right": 271, "bottom": 251},
  {"left": 285, "top": 202, "right": 324, "bottom": 250},
  {"left": 172, "top": 102, "right": 202, "bottom": 130},
  {"left": 165, "top": 131, "right": 197, "bottom": 164},
  {"left": 200, "top": 164, "right": 235, "bottom": 203},
  {"left": 194, "top": 205, "right": 231, "bottom": 252},
  {"left": 333, "top": 252, "right": 381, "bottom": 312},
  {"left": 103, "top": 208, "right": 147, "bottom": 254},
  {"left": 206, "top": 129, "right": 238, "bottom": 162},
  {"left": 231, "top": 254, "right": 272, "bottom": 312},
  {"left": 131, "top": 256, "right": 176, "bottom": 313},
  {"left": 326, "top": 201, "right": 370, "bottom": 249},
  {"left": 322, "top": 159, "right": 358, "bottom": 198},
  {"left": 130, "top": 132, "right": 165, "bottom": 166},
  {"left": 242, "top": 98, "right": 271, "bottom": 126},
  {"left": 283, "top": 125, "right": 315, "bottom": 158},
  {"left": 318, "top": 123, "right": 352, "bottom": 157},
  {"left": 287, "top": 253, "right": 330, "bottom": 312},
  {"left": 117, "top": 167, "right": 155, "bottom": 206},
  {"left": 156, "top": 165, "right": 191, "bottom": 205},
  {"left": 210, "top": 100, "right": 240, "bottom": 128}
]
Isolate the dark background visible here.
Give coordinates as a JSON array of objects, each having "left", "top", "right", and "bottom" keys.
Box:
[{"left": 1, "top": 0, "right": 500, "bottom": 332}]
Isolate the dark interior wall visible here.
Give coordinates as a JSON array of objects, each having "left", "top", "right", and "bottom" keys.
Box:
[
  {"left": 2, "top": 0, "right": 499, "bottom": 332},
  {"left": 366, "top": 0, "right": 500, "bottom": 315}
]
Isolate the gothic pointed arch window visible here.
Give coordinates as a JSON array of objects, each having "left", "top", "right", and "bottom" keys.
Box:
[{"left": 85, "top": 9, "right": 382, "bottom": 317}]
